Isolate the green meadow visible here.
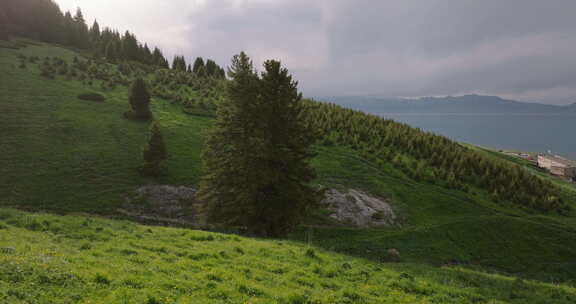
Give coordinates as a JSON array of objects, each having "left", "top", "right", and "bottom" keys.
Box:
[
  {"left": 1, "top": 208, "right": 576, "bottom": 304},
  {"left": 1, "top": 40, "right": 576, "bottom": 303}
]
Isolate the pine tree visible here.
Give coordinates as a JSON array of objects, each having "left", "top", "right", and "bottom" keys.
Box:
[
  {"left": 105, "top": 40, "right": 119, "bottom": 62},
  {"left": 205, "top": 59, "right": 217, "bottom": 76},
  {"left": 141, "top": 122, "right": 168, "bottom": 176},
  {"left": 121, "top": 31, "right": 139, "bottom": 61},
  {"left": 152, "top": 47, "right": 166, "bottom": 67},
  {"left": 141, "top": 43, "right": 153, "bottom": 64},
  {"left": 34, "top": 0, "right": 64, "bottom": 43},
  {"left": 218, "top": 67, "right": 226, "bottom": 79},
  {"left": 254, "top": 59, "right": 320, "bottom": 236},
  {"left": 192, "top": 57, "right": 205, "bottom": 75},
  {"left": 89, "top": 20, "right": 101, "bottom": 47},
  {"left": 172, "top": 55, "right": 187, "bottom": 72},
  {"left": 72, "top": 8, "right": 90, "bottom": 49},
  {"left": 63, "top": 11, "right": 75, "bottom": 45},
  {"left": 199, "top": 53, "right": 319, "bottom": 237},
  {"left": 124, "top": 78, "right": 152, "bottom": 120}
]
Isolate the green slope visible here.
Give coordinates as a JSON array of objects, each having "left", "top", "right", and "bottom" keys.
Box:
[
  {"left": 1, "top": 208, "right": 575, "bottom": 304},
  {"left": 2, "top": 40, "right": 576, "bottom": 302}
]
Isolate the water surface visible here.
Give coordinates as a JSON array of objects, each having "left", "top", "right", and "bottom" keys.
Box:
[{"left": 380, "top": 113, "right": 576, "bottom": 160}]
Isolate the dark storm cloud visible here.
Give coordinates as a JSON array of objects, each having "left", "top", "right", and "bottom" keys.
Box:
[
  {"left": 57, "top": 0, "right": 576, "bottom": 104},
  {"left": 318, "top": 0, "right": 576, "bottom": 102}
]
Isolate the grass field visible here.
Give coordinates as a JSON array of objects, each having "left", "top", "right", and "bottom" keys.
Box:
[
  {"left": 2, "top": 40, "right": 576, "bottom": 302},
  {"left": 1, "top": 208, "right": 576, "bottom": 304}
]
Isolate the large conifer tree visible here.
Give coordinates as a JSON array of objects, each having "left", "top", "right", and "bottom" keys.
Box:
[{"left": 198, "top": 52, "right": 319, "bottom": 237}]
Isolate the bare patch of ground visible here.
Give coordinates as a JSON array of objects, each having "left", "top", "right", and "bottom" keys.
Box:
[{"left": 120, "top": 185, "right": 200, "bottom": 226}]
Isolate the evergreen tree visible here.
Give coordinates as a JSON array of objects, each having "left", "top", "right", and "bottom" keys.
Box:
[
  {"left": 196, "top": 65, "right": 206, "bottom": 77},
  {"left": 141, "top": 122, "right": 168, "bottom": 176},
  {"left": 218, "top": 67, "right": 226, "bottom": 79},
  {"left": 89, "top": 20, "right": 100, "bottom": 46},
  {"left": 34, "top": 0, "right": 64, "bottom": 43},
  {"left": 63, "top": 11, "right": 75, "bottom": 45},
  {"left": 105, "top": 40, "right": 119, "bottom": 62},
  {"left": 121, "top": 31, "right": 139, "bottom": 61},
  {"left": 72, "top": 8, "right": 90, "bottom": 49},
  {"left": 124, "top": 78, "right": 152, "bottom": 120},
  {"left": 172, "top": 55, "right": 187, "bottom": 72},
  {"left": 199, "top": 52, "right": 261, "bottom": 232},
  {"left": 199, "top": 53, "right": 319, "bottom": 237},
  {"left": 205, "top": 59, "right": 217, "bottom": 76},
  {"left": 192, "top": 57, "right": 205, "bottom": 75},
  {"left": 152, "top": 47, "right": 165, "bottom": 67},
  {"left": 141, "top": 43, "right": 153, "bottom": 64}
]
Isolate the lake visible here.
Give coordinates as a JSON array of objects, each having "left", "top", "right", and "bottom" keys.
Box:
[{"left": 380, "top": 113, "right": 576, "bottom": 160}]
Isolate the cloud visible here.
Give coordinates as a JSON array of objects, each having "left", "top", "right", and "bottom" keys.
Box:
[{"left": 54, "top": 0, "right": 576, "bottom": 104}]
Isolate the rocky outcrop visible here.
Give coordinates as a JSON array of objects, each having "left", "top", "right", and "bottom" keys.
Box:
[
  {"left": 321, "top": 189, "right": 396, "bottom": 227},
  {"left": 122, "top": 185, "right": 396, "bottom": 228}
]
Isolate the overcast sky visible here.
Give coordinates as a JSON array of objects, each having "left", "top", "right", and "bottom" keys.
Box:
[{"left": 55, "top": 0, "right": 576, "bottom": 104}]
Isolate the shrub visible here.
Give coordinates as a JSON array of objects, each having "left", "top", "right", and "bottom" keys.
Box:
[
  {"left": 94, "top": 273, "right": 110, "bottom": 285},
  {"left": 77, "top": 92, "right": 106, "bottom": 103},
  {"left": 305, "top": 248, "right": 317, "bottom": 258},
  {"left": 206, "top": 274, "right": 223, "bottom": 282},
  {"left": 0, "top": 247, "right": 15, "bottom": 254},
  {"left": 146, "top": 296, "right": 163, "bottom": 304}
]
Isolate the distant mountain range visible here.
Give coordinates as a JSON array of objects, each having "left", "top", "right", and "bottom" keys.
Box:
[{"left": 319, "top": 94, "right": 576, "bottom": 114}]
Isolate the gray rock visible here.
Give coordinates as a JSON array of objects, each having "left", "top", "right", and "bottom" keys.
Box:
[
  {"left": 321, "top": 189, "right": 396, "bottom": 227},
  {"left": 387, "top": 248, "right": 401, "bottom": 262}
]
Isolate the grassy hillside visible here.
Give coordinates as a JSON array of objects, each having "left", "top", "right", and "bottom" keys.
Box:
[
  {"left": 2, "top": 40, "right": 576, "bottom": 301},
  {"left": 1, "top": 208, "right": 576, "bottom": 304}
]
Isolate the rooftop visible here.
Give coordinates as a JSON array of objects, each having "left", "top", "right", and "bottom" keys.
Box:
[{"left": 539, "top": 154, "right": 576, "bottom": 167}]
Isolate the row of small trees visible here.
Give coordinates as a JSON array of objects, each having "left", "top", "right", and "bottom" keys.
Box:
[
  {"left": 171, "top": 56, "right": 225, "bottom": 78},
  {"left": 304, "top": 102, "right": 569, "bottom": 213}
]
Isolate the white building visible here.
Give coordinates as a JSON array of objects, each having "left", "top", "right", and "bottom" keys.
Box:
[{"left": 537, "top": 154, "right": 576, "bottom": 178}]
